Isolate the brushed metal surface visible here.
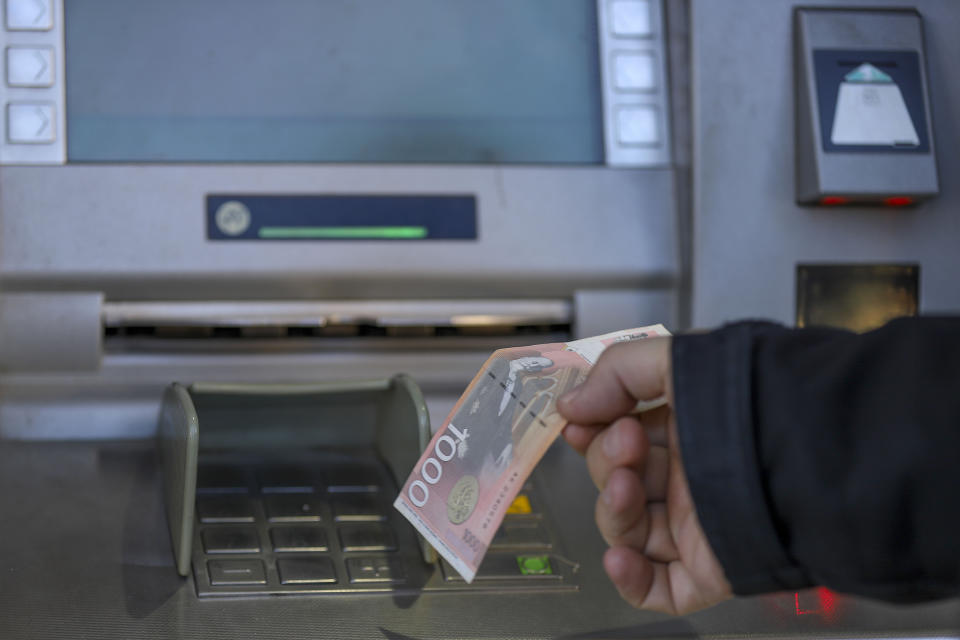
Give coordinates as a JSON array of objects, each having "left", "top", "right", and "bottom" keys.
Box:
[
  {"left": 0, "top": 165, "right": 678, "bottom": 300},
  {"left": 690, "top": 0, "right": 960, "bottom": 327},
  {"left": 0, "top": 439, "right": 957, "bottom": 639}
]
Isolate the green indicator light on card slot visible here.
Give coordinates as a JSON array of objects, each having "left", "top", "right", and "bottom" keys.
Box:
[
  {"left": 517, "top": 555, "right": 552, "bottom": 576},
  {"left": 258, "top": 226, "right": 428, "bottom": 239}
]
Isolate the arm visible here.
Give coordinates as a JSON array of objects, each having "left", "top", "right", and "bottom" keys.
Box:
[
  {"left": 675, "top": 317, "right": 960, "bottom": 602},
  {"left": 560, "top": 317, "right": 960, "bottom": 614}
]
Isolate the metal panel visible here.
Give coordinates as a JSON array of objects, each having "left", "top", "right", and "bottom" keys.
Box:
[
  {"left": 794, "top": 8, "right": 939, "bottom": 203},
  {"left": 0, "top": 165, "right": 678, "bottom": 299},
  {"left": 0, "top": 291, "right": 101, "bottom": 371},
  {"left": 573, "top": 288, "right": 676, "bottom": 338},
  {"left": 691, "top": 0, "right": 960, "bottom": 327},
  {"left": 1, "top": 439, "right": 960, "bottom": 638}
]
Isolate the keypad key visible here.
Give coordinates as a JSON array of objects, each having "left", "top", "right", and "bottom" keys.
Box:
[
  {"left": 202, "top": 528, "right": 260, "bottom": 554},
  {"left": 490, "top": 521, "right": 552, "bottom": 550},
  {"left": 197, "top": 496, "right": 255, "bottom": 523},
  {"left": 270, "top": 526, "right": 329, "bottom": 552},
  {"left": 264, "top": 495, "right": 323, "bottom": 522},
  {"left": 338, "top": 523, "right": 397, "bottom": 552},
  {"left": 332, "top": 493, "right": 385, "bottom": 522},
  {"left": 505, "top": 493, "right": 535, "bottom": 515},
  {"left": 326, "top": 466, "right": 380, "bottom": 493},
  {"left": 346, "top": 557, "right": 405, "bottom": 584},
  {"left": 208, "top": 559, "right": 266, "bottom": 585},
  {"left": 441, "top": 554, "right": 562, "bottom": 582},
  {"left": 277, "top": 557, "right": 337, "bottom": 585},
  {"left": 256, "top": 466, "right": 317, "bottom": 493},
  {"left": 197, "top": 465, "right": 249, "bottom": 494}
]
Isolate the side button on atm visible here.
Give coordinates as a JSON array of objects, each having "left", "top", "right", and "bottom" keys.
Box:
[
  {"left": 6, "top": 47, "right": 55, "bottom": 87},
  {"left": 616, "top": 105, "right": 660, "bottom": 146},
  {"left": 5, "top": 0, "right": 54, "bottom": 31},
  {"left": 6, "top": 103, "right": 55, "bottom": 143}
]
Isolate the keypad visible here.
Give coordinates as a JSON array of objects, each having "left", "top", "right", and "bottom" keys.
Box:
[
  {"left": 191, "top": 453, "right": 570, "bottom": 596},
  {"left": 192, "top": 452, "right": 414, "bottom": 596}
]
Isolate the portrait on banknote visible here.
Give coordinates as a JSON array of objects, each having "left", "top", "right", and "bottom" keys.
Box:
[{"left": 451, "top": 349, "right": 585, "bottom": 481}]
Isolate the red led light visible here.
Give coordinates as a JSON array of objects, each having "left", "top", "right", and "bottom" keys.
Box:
[
  {"left": 794, "top": 592, "right": 816, "bottom": 616},
  {"left": 794, "top": 588, "right": 839, "bottom": 621},
  {"left": 884, "top": 196, "right": 914, "bottom": 207},
  {"left": 820, "top": 196, "right": 849, "bottom": 206},
  {"left": 817, "top": 586, "right": 837, "bottom": 618}
]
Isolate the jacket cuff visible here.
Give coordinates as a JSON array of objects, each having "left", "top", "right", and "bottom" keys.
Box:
[{"left": 672, "top": 323, "right": 811, "bottom": 595}]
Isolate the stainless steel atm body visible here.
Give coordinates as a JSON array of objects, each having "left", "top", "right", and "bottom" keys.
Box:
[
  {"left": 0, "top": 1, "right": 684, "bottom": 637},
  {"left": 0, "top": 0, "right": 958, "bottom": 638}
]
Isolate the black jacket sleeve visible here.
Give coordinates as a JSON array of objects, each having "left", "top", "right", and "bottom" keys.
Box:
[{"left": 671, "top": 317, "right": 960, "bottom": 602}]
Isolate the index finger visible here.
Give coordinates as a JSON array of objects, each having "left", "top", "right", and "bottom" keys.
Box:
[
  {"left": 558, "top": 337, "right": 672, "bottom": 426},
  {"left": 562, "top": 422, "right": 601, "bottom": 456}
]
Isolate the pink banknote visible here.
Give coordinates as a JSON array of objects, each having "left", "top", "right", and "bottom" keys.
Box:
[{"left": 393, "top": 325, "right": 671, "bottom": 582}]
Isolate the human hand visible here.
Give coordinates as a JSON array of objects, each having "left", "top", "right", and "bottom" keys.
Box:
[{"left": 558, "top": 337, "right": 732, "bottom": 615}]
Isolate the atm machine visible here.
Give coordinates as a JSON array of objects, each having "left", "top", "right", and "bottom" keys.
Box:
[{"left": 0, "top": 1, "right": 957, "bottom": 638}]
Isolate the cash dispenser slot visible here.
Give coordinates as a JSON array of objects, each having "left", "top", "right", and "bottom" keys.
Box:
[
  {"left": 158, "top": 375, "right": 578, "bottom": 597},
  {"left": 105, "top": 300, "right": 572, "bottom": 349}
]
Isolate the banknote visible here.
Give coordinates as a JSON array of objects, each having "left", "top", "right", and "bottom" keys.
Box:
[{"left": 393, "top": 324, "right": 671, "bottom": 582}]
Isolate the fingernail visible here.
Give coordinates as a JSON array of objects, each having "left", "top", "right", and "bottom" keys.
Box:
[{"left": 603, "top": 426, "right": 621, "bottom": 459}]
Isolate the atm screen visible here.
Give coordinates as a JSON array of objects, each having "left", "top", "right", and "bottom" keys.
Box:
[{"left": 64, "top": 0, "right": 604, "bottom": 164}]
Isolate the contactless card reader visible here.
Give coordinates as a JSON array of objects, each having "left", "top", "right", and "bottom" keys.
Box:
[{"left": 795, "top": 8, "right": 939, "bottom": 206}]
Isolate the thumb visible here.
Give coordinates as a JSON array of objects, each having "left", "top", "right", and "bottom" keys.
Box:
[{"left": 559, "top": 337, "right": 672, "bottom": 425}]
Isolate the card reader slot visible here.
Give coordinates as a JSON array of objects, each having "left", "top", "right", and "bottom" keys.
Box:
[
  {"left": 104, "top": 299, "right": 571, "bottom": 328},
  {"left": 102, "top": 300, "right": 572, "bottom": 350},
  {"left": 104, "top": 324, "right": 571, "bottom": 342}
]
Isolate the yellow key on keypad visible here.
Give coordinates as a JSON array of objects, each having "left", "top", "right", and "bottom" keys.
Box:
[{"left": 506, "top": 494, "right": 532, "bottom": 515}]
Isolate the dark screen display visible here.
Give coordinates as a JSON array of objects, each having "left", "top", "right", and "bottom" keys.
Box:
[{"left": 65, "top": 0, "right": 604, "bottom": 164}]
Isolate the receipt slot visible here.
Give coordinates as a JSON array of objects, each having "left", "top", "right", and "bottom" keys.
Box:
[{"left": 795, "top": 8, "right": 939, "bottom": 205}]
